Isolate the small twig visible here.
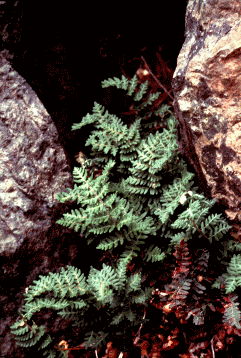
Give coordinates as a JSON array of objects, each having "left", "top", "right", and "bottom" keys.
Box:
[
  {"left": 189, "top": 218, "right": 210, "bottom": 241},
  {"left": 211, "top": 337, "right": 215, "bottom": 358},
  {"left": 133, "top": 308, "right": 146, "bottom": 346},
  {"left": 141, "top": 56, "right": 174, "bottom": 101}
]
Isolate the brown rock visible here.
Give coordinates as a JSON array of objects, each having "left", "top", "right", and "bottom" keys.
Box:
[{"left": 172, "top": 0, "right": 241, "bottom": 233}]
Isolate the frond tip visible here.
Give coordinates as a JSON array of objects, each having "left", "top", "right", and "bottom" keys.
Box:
[{"left": 222, "top": 294, "right": 241, "bottom": 329}]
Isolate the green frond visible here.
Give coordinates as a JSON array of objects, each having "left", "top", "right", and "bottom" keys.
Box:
[
  {"left": 222, "top": 294, "right": 241, "bottom": 329},
  {"left": 133, "top": 80, "right": 148, "bottom": 101},
  {"left": 126, "top": 272, "right": 142, "bottom": 293},
  {"left": 144, "top": 245, "right": 166, "bottom": 263},
  {"left": 137, "top": 91, "right": 161, "bottom": 109},
  {"left": 101, "top": 75, "right": 129, "bottom": 90},
  {"left": 227, "top": 240, "right": 241, "bottom": 253},
  {"left": 11, "top": 71, "right": 239, "bottom": 355},
  {"left": 132, "top": 286, "right": 153, "bottom": 305},
  {"left": 84, "top": 331, "right": 108, "bottom": 350},
  {"left": 10, "top": 319, "right": 48, "bottom": 349},
  {"left": 96, "top": 234, "right": 125, "bottom": 250},
  {"left": 127, "top": 74, "right": 139, "bottom": 96},
  {"left": 87, "top": 264, "right": 119, "bottom": 304},
  {"left": 220, "top": 254, "right": 241, "bottom": 294}
]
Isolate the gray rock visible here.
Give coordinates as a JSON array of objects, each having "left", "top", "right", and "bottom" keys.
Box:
[
  {"left": 0, "top": 50, "right": 88, "bottom": 358},
  {"left": 172, "top": 0, "right": 241, "bottom": 238},
  {"left": 0, "top": 50, "right": 74, "bottom": 256}
]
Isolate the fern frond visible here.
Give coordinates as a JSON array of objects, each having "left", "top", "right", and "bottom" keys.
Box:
[
  {"left": 84, "top": 330, "right": 108, "bottom": 350},
  {"left": 101, "top": 75, "right": 129, "bottom": 90},
  {"left": 144, "top": 244, "right": 165, "bottom": 263},
  {"left": 222, "top": 294, "right": 241, "bottom": 329},
  {"left": 12, "top": 71, "right": 239, "bottom": 356},
  {"left": 133, "top": 80, "right": 148, "bottom": 101},
  {"left": 87, "top": 264, "right": 119, "bottom": 304}
]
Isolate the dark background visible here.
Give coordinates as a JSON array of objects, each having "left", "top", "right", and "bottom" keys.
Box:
[{"left": 0, "top": 1, "right": 188, "bottom": 171}]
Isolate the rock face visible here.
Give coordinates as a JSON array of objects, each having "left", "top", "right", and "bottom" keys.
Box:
[
  {"left": 0, "top": 50, "right": 74, "bottom": 256},
  {"left": 172, "top": 0, "right": 241, "bottom": 236},
  {"left": 0, "top": 50, "right": 97, "bottom": 358}
]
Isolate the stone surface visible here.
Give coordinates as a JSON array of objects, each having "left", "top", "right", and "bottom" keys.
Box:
[
  {"left": 0, "top": 50, "right": 102, "bottom": 358},
  {"left": 172, "top": 0, "right": 241, "bottom": 236},
  {"left": 0, "top": 50, "right": 74, "bottom": 256}
]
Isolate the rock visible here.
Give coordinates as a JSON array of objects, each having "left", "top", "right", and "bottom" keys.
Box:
[
  {"left": 0, "top": 47, "right": 175, "bottom": 358},
  {"left": 0, "top": 50, "right": 73, "bottom": 256},
  {"left": 0, "top": 3, "right": 187, "bottom": 357},
  {"left": 172, "top": 0, "right": 241, "bottom": 237},
  {"left": 0, "top": 1, "right": 186, "bottom": 173},
  {"left": 0, "top": 50, "right": 98, "bottom": 358}
]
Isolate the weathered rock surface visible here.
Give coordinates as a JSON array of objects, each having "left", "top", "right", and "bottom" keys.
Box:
[
  {"left": 0, "top": 50, "right": 98, "bottom": 358},
  {"left": 172, "top": 0, "right": 241, "bottom": 236},
  {"left": 0, "top": 50, "right": 74, "bottom": 256}
]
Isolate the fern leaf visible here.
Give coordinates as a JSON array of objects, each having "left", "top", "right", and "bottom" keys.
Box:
[
  {"left": 84, "top": 331, "right": 108, "bottom": 350},
  {"left": 133, "top": 80, "right": 148, "bottom": 101},
  {"left": 144, "top": 244, "right": 165, "bottom": 262},
  {"left": 222, "top": 294, "right": 241, "bottom": 329}
]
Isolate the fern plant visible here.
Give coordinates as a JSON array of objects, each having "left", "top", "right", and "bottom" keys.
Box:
[{"left": 10, "top": 73, "right": 241, "bottom": 357}]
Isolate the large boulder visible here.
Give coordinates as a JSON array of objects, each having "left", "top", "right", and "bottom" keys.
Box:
[
  {"left": 0, "top": 50, "right": 73, "bottom": 256},
  {"left": 172, "top": 0, "right": 241, "bottom": 238},
  {"left": 0, "top": 50, "right": 95, "bottom": 358}
]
